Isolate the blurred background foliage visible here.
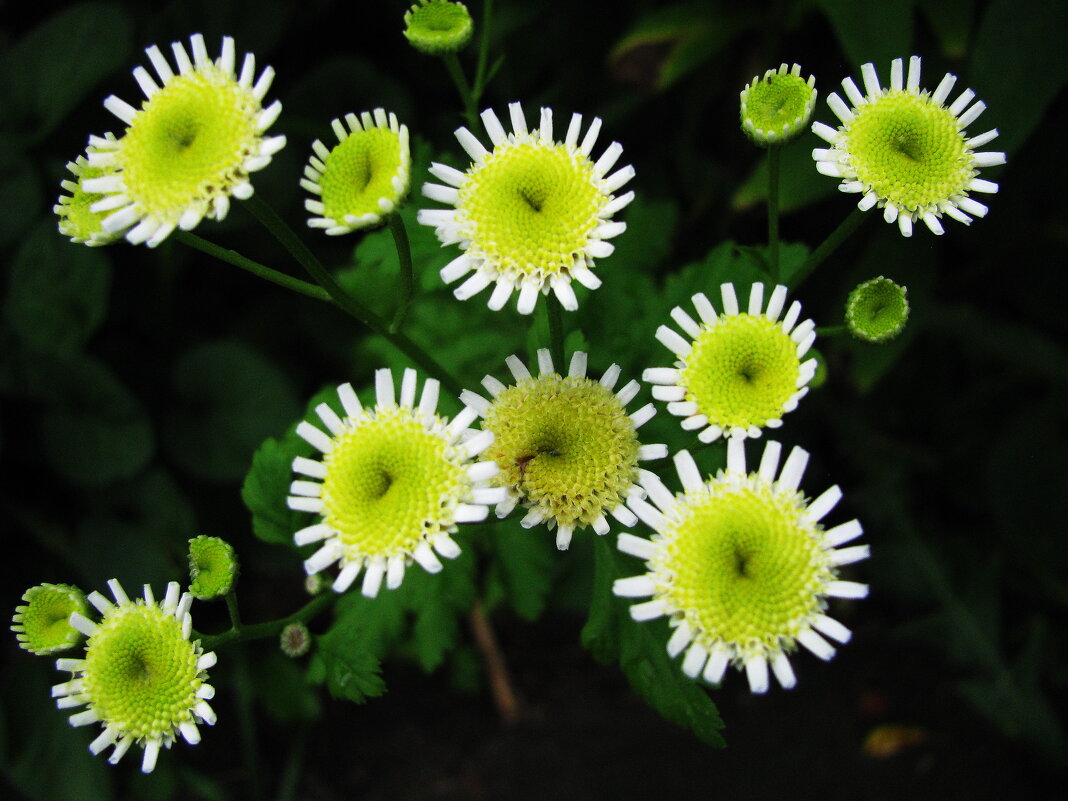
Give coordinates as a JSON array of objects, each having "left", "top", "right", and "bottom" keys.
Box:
[{"left": 2, "top": 0, "right": 1067, "bottom": 799}]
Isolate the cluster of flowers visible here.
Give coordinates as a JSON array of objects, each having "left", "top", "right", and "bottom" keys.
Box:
[{"left": 25, "top": 6, "right": 1004, "bottom": 774}]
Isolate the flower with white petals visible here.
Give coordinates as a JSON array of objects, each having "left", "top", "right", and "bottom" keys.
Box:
[
  {"left": 614, "top": 440, "right": 868, "bottom": 693},
  {"left": 812, "top": 55, "right": 1005, "bottom": 237},
  {"left": 54, "top": 136, "right": 124, "bottom": 247},
  {"left": 740, "top": 63, "right": 817, "bottom": 146},
  {"left": 12, "top": 583, "right": 89, "bottom": 655},
  {"left": 288, "top": 368, "right": 504, "bottom": 596},
  {"left": 302, "top": 109, "right": 411, "bottom": 235},
  {"left": 645, "top": 282, "right": 816, "bottom": 443},
  {"left": 418, "top": 101, "right": 635, "bottom": 315},
  {"left": 82, "top": 33, "right": 286, "bottom": 247},
  {"left": 52, "top": 579, "right": 217, "bottom": 773},
  {"left": 460, "top": 349, "right": 666, "bottom": 550}
]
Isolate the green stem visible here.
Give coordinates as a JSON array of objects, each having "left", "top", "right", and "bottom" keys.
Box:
[
  {"left": 767, "top": 145, "right": 781, "bottom": 280},
  {"left": 816, "top": 324, "right": 848, "bottom": 337},
  {"left": 232, "top": 646, "right": 264, "bottom": 801},
  {"left": 196, "top": 592, "right": 335, "bottom": 651},
  {"left": 546, "top": 295, "right": 565, "bottom": 369},
  {"left": 175, "top": 231, "right": 330, "bottom": 301},
  {"left": 224, "top": 590, "right": 242, "bottom": 629},
  {"left": 442, "top": 51, "right": 478, "bottom": 129},
  {"left": 472, "top": 0, "right": 495, "bottom": 102},
  {"left": 791, "top": 207, "right": 868, "bottom": 288},
  {"left": 242, "top": 195, "right": 463, "bottom": 398},
  {"left": 388, "top": 213, "right": 415, "bottom": 333}
]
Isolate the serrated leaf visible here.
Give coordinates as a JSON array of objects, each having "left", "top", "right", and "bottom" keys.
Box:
[{"left": 316, "top": 620, "right": 387, "bottom": 704}]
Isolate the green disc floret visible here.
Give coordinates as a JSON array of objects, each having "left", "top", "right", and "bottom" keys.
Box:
[
  {"left": 403, "top": 0, "right": 474, "bottom": 55},
  {"left": 846, "top": 276, "right": 910, "bottom": 343},
  {"left": 741, "top": 66, "right": 816, "bottom": 145},
  {"left": 320, "top": 127, "right": 406, "bottom": 222},
  {"left": 188, "top": 536, "right": 239, "bottom": 599},
  {"left": 11, "top": 583, "right": 89, "bottom": 655}
]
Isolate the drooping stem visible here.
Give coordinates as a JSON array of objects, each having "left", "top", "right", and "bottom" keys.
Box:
[
  {"left": 442, "top": 51, "right": 478, "bottom": 130},
  {"left": 472, "top": 0, "right": 495, "bottom": 103},
  {"left": 175, "top": 231, "right": 330, "bottom": 301},
  {"left": 546, "top": 294, "right": 566, "bottom": 369},
  {"left": 196, "top": 591, "right": 335, "bottom": 651},
  {"left": 469, "top": 599, "right": 521, "bottom": 725},
  {"left": 242, "top": 195, "right": 463, "bottom": 397},
  {"left": 791, "top": 207, "right": 868, "bottom": 288},
  {"left": 389, "top": 213, "right": 416, "bottom": 333},
  {"left": 767, "top": 145, "right": 782, "bottom": 280}
]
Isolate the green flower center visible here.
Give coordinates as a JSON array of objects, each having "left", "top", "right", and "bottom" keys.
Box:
[
  {"left": 83, "top": 605, "right": 200, "bottom": 739},
  {"left": 59, "top": 165, "right": 113, "bottom": 240},
  {"left": 320, "top": 127, "right": 405, "bottom": 222},
  {"left": 847, "top": 276, "right": 909, "bottom": 343},
  {"left": 13, "top": 584, "right": 88, "bottom": 654},
  {"left": 119, "top": 66, "right": 260, "bottom": 221},
  {"left": 844, "top": 90, "right": 974, "bottom": 213},
  {"left": 459, "top": 140, "right": 602, "bottom": 278},
  {"left": 483, "top": 374, "right": 639, "bottom": 527},
  {"left": 679, "top": 314, "right": 800, "bottom": 430},
  {"left": 188, "top": 536, "right": 238, "bottom": 599},
  {"left": 658, "top": 482, "right": 832, "bottom": 656},
  {"left": 404, "top": 1, "right": 473, "bottom": 55},
  {"left": 320, "top": 407, "right": 467, "bottom": 557},
  {"left": 744, "top": 74, "right": 814, "bottom": 131}
]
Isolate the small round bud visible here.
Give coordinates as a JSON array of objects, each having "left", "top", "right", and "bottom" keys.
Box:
[
  {"left": 846, "top": 277, "right": 910, "bottom": 343},
  {"left": 188, "top": 535, "right": 239, "bottom": 600},
  {"left": 740, "top": 63, "right": 817, "bottom": 146},
  {"left": 403, "top": 0, "right": 473, "bottom": 55},
  {"left": 11, "top": 583, "right": 89, "bottom": 655},
  {"left": 305, "top": 573, "right": 327, "bottom": 596},
  {"left": 280, "top": 622, "right": 311, "bottom": 658}
]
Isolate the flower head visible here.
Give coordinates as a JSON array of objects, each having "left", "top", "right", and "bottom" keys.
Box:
[
  {"left": 403, "top": 0, "right": 473, "bottom": 55},
  {"left": 187, "top": 536, "right": 239, "bottom": 600},
  {"left": 12, "top": 583, "right": 89, "bottom": 655},
  {"left": 418, "top": 102, "right": 635, "bottom": 315},
  {"left": 644, "top": 282, "right": 817, "bottom": 443},
  {"left": 460, "top": 350, "right": 666, "bottom": 550},
  {"left": 302, "top": 109, "right": 411, "bottom": 235},
  {"left": 54, "top": 136, "right": 124, "bottom": 247},
  {"left": 614, "top": 440, "right": 869, "bottom": 693},
  {"left": 81, "top": 33, "right": 286, "bottom": 247},
  {"left": 812, "top": 55, "right": 1006, "bottom": 236},
  {"left": 279, "top": 622, "right": 312, "bottom": 658},
  {"left": 287, "top": 368, "right": 504, "bottom": 596},
  {"left": 52, "top": 579, "right": 217, "bottom": 773},
  {"left": 846, "top": 276, "right": 909, "bottom": 343},
  {"left": 740, "top": 63, "right": 817, "bottom": 146}
]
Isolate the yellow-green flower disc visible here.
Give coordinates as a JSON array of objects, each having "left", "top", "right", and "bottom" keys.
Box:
[
  {"left": 846, "top": 276, "right": 910, "bottom": 343},
  {"left": 302, "top": 110, "right": 411, "bottom": 235},
  {"left": 83, "top": 34, "right": 286, "bottom": 247},
  {"left": 740, "top": 63, "right": 817, "bottom": 146},
  {"left": 812, "top": 56, "right": 1006, "bottom": 236},
  {"left": 11, "top": 583, "right": 89, "bottom": 655},
  {"left": 54, "top": 144, "right": 124, "bottom": 247},
  {"left": 188, "top": 535, "right": 239, "bottom": 599},
  {"left": 403, "top": 0, "right": 474, "bottom": 55}
]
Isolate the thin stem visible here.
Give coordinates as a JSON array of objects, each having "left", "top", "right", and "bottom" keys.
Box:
[
  {"left": 196, "top": 591, "right": 335, "bottom": 651},
  {"left": 816, "top": 324, "right": 848, "bottom": 337},
  {"left": 791, "top": 207, "right": 868, "bottom": 288},
  {"left": 175, "top": 231, "right": 330, "bottom": 301},
  {"left": 546, "top": 295, "right": 565, "bottom": 369},
  {"left": 767, "top": 145, "right": 781, "bottom": 280},
  {"left": 469, "top": 599, "right": 521, "bottom": 725},
  {"left": 242, "top": 195, "right": 464, "bottom": 397},
  {"left": 388, "top": 213, "right": 415, "bottom": 333},
  {"left": 442, "top": 51, "right": 478, "bottom": 130},
  {"left": 224, "top": 590, "right": 242, "bottom": 629},
  {"left": 232, "top": 645, "right": 264, "bottom": 801},
  {"left": 472, "top": 0, "right": 495, "bottom": 102}
]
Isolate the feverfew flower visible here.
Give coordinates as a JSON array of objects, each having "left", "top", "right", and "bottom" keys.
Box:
[
  {"left": 12, "top": 583, "right": 89, "bottom": 655},
  {"left": 460, "top": 350, "right": 666, "bottom": 550},
  {"left": 54, "top": 136, "right": 123, "bottom": 247},
  {"left": 53, "top": 580, "right": 217, "bottom": 773},
  {"left": 302, "top": 109, "right": 411, "bottom": 235},
  {"left": 187, "top": 535, "right": 239, "bottom": 600},
  {"left": 287, "top": 368, "right": 506, "bottom": 596},
  {"left": 83, "top": 33, "right": 286, "bottom": 247},
  {"left": 644, "top": 282, "right": 817, "bottom": 443},
  {"left": 846, "top": 276, "right": 909, "bottom": 343},
  {"left": 403, "top": 0, "right": 474, "bottom": 55},
  {"left": 614, "top": 441, "right": 869, "bottom": 693},
  {"left": 812, "top": 55, "right": 1006, "bottom": 236},
  {"left": 418, "top": 102, "right": 635, "bottom": 314},
  {"left": 740, "top": 63, "right": 817, "bottom": 146}
]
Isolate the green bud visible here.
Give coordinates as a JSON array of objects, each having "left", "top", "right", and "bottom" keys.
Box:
[
  {"left": 846, "top": 276, "right": 910, "bottom": 343},
  {"left": 280, "top": 622, "right": 311, "bottom": 658},
  {"left": 11, "top": 583, "right": 89, "bottom": 655},
  {"left": 188, "top": 535, "right": 239, "bottom": 600},
  {"left": 740, "top": 63, "right": 817, "bottom": 146},
  {"left": 403, "top": 0, "right": 473, "bottom": 56}
]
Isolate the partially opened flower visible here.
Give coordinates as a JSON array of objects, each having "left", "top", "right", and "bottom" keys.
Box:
[
  {"left": 418, "top": 102, "right": 635, "bottom": 314},
  {"left": 812, "top": 55, "right": 1005, "bottom": 236},
  {"left": 12, "top": 583, "right": 89, "bottom": 655},
  {"left": 54, "top": 136, "right": 123, "bottom": 247},
  {"left": 287, "top": 368, "right": 505, "bottom": 596},
  {"left": 403, "top": 0, "right": 473, "bottom": 55},
  {"left": 644, "top": 282, "right": 817, "bottom": 443},
  {"left": 614, "top": 440, "right": 869, "bottom": 693},
  {"left": 82, "top": 33, "right": 286, "bottom": 247},
  {"left": 740, "top": 63, "right": 817, "bottom": 146},
  {"left": 53, "top": 579, "right": 217, "bottom": 773},
  {"left": 302, "top": 109, "right": 411, "bottom": 235},
  {"left": 846, "top": 276, "right": 909, "bottom": 343},
  {"left": 187, "top": 536, "right": 239, "bottom": 600},
  {"left": 460, "top": 350, "right": 666, "bottom": 550}
]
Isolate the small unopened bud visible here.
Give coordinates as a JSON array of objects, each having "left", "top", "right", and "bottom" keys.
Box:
[
  {"left": 280, "top": 622, "right": 312, "bottom": 658},
  {"left": 740, "top": 63, "right": 817, "bottom": 146},
  {"left": 403, "top": 0, "right": 473, "bottom": 56},
  {"left": 846, "top": 276, "right": 910, "bottom": 343},
  {"left": 11, "top": 583, "right": 89, "bottom": 655},
  {"left": 188, "top": 535, "right": 239, "bottom": 600}
]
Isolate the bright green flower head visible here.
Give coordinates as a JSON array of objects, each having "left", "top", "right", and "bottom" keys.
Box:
[
  {"left": 82, "top": 33, "right": 286, "bottom": 247},
  {"left": 460, "top": 350, "right": 667, "bottom": 550},
  {"left": 645, "top": 282, "right": 817, "bottom": 444},
  {"left": 812, "top": 56, "right": 1005, "bottom": 237},
  {"left": 52, "top": 579, "right": 217, "bottom": 773},
  {"left": 846, "top": 276, "right": 910, "bottom": 343},
  {"left": 403, "top": 0, "right": 474, "bottom": 55},
  {"left": 740, "top": 63, "right": 817, "bottom": 146},
  {"left": 288, "top": 368, "right": 506, "bottom": 597},
  {"left": 188, "top": 535, "right": 239, "bottom": 599},
  {"left": 302, "top": 109, "right": 411, "bottom": 235},
  {"left": 614, "top": 440, "right": 869, "bottom": 693},
  {"left": 12, "top": 583, "right": 89, "bottom": 655},
  {"left": 54, "top": 138, "right": 124, "bottom": 247}
]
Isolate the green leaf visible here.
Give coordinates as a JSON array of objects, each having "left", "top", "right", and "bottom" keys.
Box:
[
  {"left": 164, "top": 340, "right": 300, "bottom": 483},
  {"left": 817, "top": 0, "right": 913, "bottom": 70},
  {"left": 581, "top": 537, "right": 725, "bottom": 747},
  {"left": 918, "top": 0, "right": 975, "bottom": 59},
  {"left": 3, "top": 220, "right": 111, "bottom": 356},
  {"left": 486, "top": 523, "right": 555, "bottom": 621},
  {"left": 315, "top": 617, "right": 387, "bottom": 704}
]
